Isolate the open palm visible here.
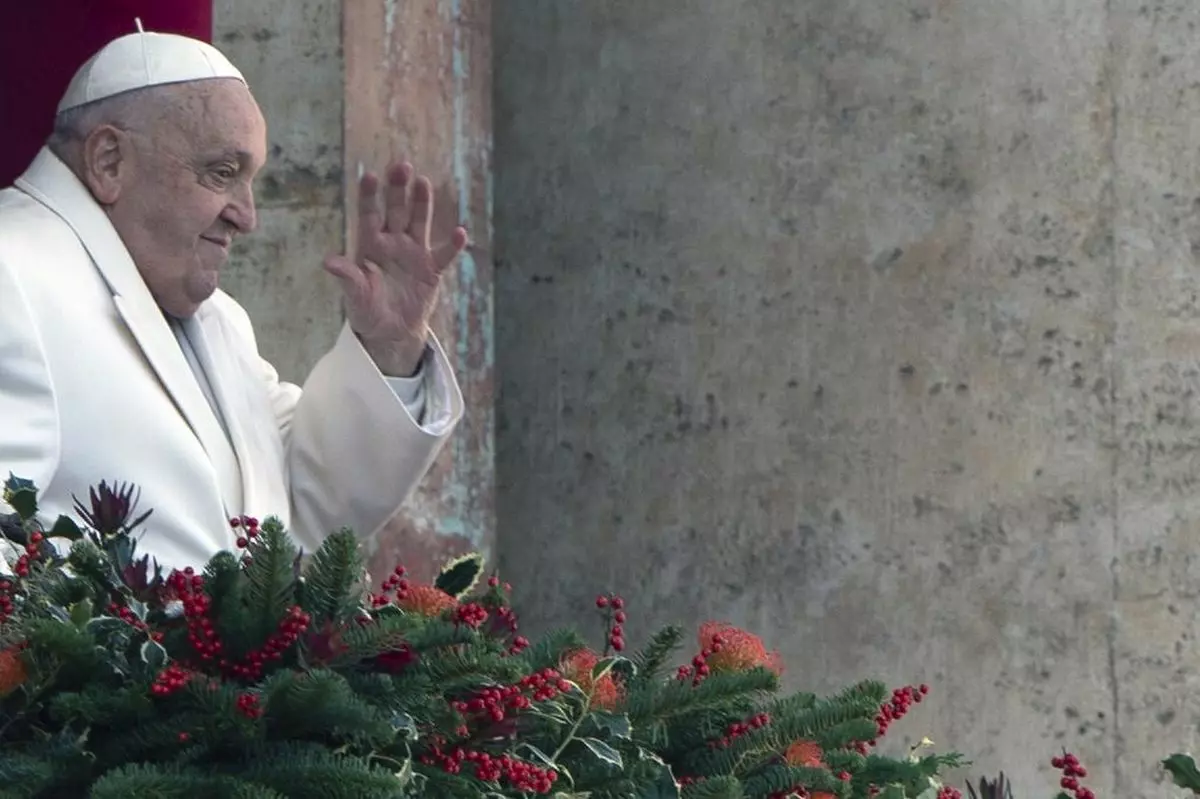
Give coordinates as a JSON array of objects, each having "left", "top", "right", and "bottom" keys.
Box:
[{"left": 324, "top": 161, "right": 468, "bottom": 375}]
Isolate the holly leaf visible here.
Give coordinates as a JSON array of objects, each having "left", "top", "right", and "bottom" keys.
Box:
[
  {"left": 139, "top": 640, "right": 167, "bottom": 671},
  {"left": 518, "top": 743, "right": 559, "bottom": 770},
  {"left": 3, "top": 475, "right": 37, "bottom": 519},
  {"left": 1164, "top": 754, "right": 1200, "bottom": 791},
  {"left": 636, "top": 751, "right": 681, "bottom": 799},
  {"left": 48, "top": 515, "right": 84, "bottom": 542},
  {"left": 583, "top": 711, "right": 631, "bottom": 740},
  {"left": 579, "top": 737, "right": 622, "bottom": 770},
  {"left": 434, "top": 552, "right": 485, "bottom": 599},
  {"left": 592, "top": 657, "right": 617, "bottom": 681}
]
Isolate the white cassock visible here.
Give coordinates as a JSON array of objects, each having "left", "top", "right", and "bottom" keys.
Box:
[{"left": 0, "top": 147, "right": 464, "bottom": 569}]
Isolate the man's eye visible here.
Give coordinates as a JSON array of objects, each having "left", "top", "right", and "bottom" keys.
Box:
[{"left": 213, "top": 166, "right": 238, "bottom": 180}]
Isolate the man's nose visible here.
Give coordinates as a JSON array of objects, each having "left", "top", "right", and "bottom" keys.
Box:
[{"left": 224, "top": 186, "right": 257, "bottom": 234}]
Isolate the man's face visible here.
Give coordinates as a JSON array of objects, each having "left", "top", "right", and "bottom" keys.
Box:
[{"left": 105, "top": 80, "right": 267, "bottom": 318}]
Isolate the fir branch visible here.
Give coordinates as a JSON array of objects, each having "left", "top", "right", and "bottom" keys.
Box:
[
  {"left": 0, "top": 751, "right": 55, "bottom": 796},
  {"left": 522, "top": 626, "right": 588, "bottom": 672},
  {"left": 739, "top": 764, "right": 842, "bottom": 796},
  {"left": 262, "top": 668, "right": 395, "bottom": 749},
  {"left": 223, "top": 740, "right": 409, "bottom": 799},
  {"left": 243, "top": 518, "right": 300, "bottom": 645},
  {"left": 89, "top": 762, "right": 285, "bottom": 799},
  {"left": 631, "top": 624, "right": 684, "bottom": 688},
  {"left": 626, "top": 668, "right": 778, "bottom": 750},
  {"left": 299, "top": 530, "right": 363, "bottom": 625},
  {"left": 682, "top": 775, "right": 744, "bottom": 799}
]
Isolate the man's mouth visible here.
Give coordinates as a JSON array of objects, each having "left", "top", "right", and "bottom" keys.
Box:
[{"left": 201, "top": 236, "right": 231, "bottom": 250}]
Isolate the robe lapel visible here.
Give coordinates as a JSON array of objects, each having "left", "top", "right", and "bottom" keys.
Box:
[
  {"left": 15, "top": 148, "right": 242, "bottom": 516},
  {"left": 181, "top": 313, "right": 254, "bottom": 513}
]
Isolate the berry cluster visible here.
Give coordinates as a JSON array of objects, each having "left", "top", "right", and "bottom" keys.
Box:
[
  {"left": 1051, "top": 751, "right": 1094, "bottom": 799},
  {"left": 167, "top": 568, "right": 221, "bottom": 664},
  {"left": 453, "top": 602, "right": 489, "bottom": 629},
  {"left": 709, "top": 712, "right": 771, "bottom": 749},
  {"left": 227, "top": 606, "right": 311, "bottom": 681},
  {"left": 151, "top": 664, "right": 193, "bottom": 697},
  {"left": 368, "top": 563, "right": 411, "bottom": 608},
  {"left": 595, "top": 594, "right": 626, "bottom": 652},
  {"left": 107, "top": 601, "right": 164, "bottom": 642},
  {"left": 874, "top": 683, "right": 928, "bottom": 740},
  {"left": 165, "top": 567, "right": 310, "bottom": 681},
  {"left": 12, "top": 531, "right": 44, "bottom": 578},
  {"left": 936, "top": 786, "right": 963, "bottom": 799},
  {"left": 485, "top": 578, "right": 530, "bottom": 655},
  {"left": 451, "top": 670, "right": 568, "bottom": 724},
  {"left": 236, "top": 692, "right": 263, "bottom": 719},
  {"left": 676, "top": 632, "right": 725, "bottom": 685},
  {"left": 0, "top": 579, "right": 15, "bottom": 622},
  {"left": 422, "top": 741, "right": 558, "bottom": 793},
  {"left": 230, "top": 515, "right": 260, "bottom": 550}
]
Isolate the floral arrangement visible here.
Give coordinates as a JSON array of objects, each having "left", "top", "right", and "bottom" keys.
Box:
[{"left": 0, "top": 474, "right": 967, "bottom": 798}]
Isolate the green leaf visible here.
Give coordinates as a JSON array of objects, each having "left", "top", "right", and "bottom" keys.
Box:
[
  {"left": 592, "top": 657, "right": 617, "bottom": 681},
  {"left": 69, "top": 598, "right": 93, "bottom": 628},
  {"left": 1164, "top": 754, "right": 1200, "bottom": 791},
  {"left": 579, "top": 737, "right": 622, "bottom": 770},
  {"left": 637, "top": 751, "right": 681, "bottom": 799},
  {"left": 48, "top": 515, "right": 84, "bottom": 541},
  {"left": 139, "top": 639, "right": 167, "bottom": 671},
  {"left": 585, "top": 711, "right": 632, "bottom": 740},
  {"left": 434, "top": 552, "right": 485, "bottom": 599},
  {"left": 5, "top": 489, "right": 36, "bottom": 520},
  {"left": 519, "top": 743, "right": 559, "bottom": 769}
]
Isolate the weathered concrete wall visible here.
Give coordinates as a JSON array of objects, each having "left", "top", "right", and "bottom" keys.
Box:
[
  {"left": 213, "top": 0, "right": 345, "bottom": 385},
  {"left": 494, "top": 2, "right": 1196, "bottom": 796},
  {"left": 213, "top": 0, "right": 494, "bottom": 578}
]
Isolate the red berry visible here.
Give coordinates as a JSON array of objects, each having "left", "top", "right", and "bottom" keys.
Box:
[
  {"left": 614, "top": 610, "right": 627, "bottom": 623},
  {"left": 611, "top": 597, "right": 625, "bottom": 610},
  {"left": 595, "top": 596, "right": 609, "bottom": 608}
]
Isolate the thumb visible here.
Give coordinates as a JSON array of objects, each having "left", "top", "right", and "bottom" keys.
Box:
[{"left": 323, "top": 255, "right": 365, "bottom": 293}]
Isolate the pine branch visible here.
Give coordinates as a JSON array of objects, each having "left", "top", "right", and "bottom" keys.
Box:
[
  {"left": 631, "top": 624, "right": 684, "bottom": 688},
  {"left": 739, "top": 764, "right": 842, "bottom": 796},
  {"left": 223, "top": 740, "right": 410, "bottom": 799},
  {"left": 262, "top": 668, "right": 395, "bottom": 749},
  {"left": 299, "top": 530, "right": 363, "bottom": 625},
  {"left": 522, "top": 626, "right": 588, "bottom": 672},
  {"left": 682, "top": 775, "right": 744, "bottom": 799},
  {"left": 243, "top": 518, "right": 299, "bottom": 645}
]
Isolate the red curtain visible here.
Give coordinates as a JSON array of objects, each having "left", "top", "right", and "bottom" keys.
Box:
[{"left": 0, "top": 2, "right": 212, "bottom": 187}]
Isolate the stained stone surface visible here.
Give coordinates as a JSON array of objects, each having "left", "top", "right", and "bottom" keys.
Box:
[{"left": 492, "top": 1, "right": 1200, "bottom": 794}]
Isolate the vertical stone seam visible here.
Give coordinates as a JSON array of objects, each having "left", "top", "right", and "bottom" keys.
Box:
[{"left": 1102, "top": 0, "right": 1122, "bottom": 790}]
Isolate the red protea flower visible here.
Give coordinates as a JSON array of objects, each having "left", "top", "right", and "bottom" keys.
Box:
[
  {"left": 698, "top": 621, "right": 784, "bottom": 675},
  {"left": 396, "top": 584, "right": 458, "bottom": 617},
  {"left": 560, "top": 648, "right": 623, "bottom": 711},
  {"left": 0, "top": 646, "right": 27, "bottom": 696}
]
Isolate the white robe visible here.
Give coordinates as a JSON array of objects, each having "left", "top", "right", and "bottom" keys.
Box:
[{"left": 0, "top": 148, "right": 464, "bottom": 569}]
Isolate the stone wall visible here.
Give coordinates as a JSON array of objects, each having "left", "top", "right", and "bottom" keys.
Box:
[{"left": 493, "top": 2, "right": 1200, "bottom": 795}]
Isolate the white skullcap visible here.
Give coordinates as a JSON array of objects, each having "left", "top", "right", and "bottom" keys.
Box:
[{"left": 56, "top": 30, "right": 245, "bottom": 114}]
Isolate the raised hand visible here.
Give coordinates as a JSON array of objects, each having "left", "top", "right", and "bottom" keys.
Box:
[{"left": 323, "top": 161, "right": 468, "bottom": 376}]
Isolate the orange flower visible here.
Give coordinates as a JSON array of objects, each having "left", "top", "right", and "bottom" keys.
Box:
[
  {"left": 0, "top": 646, "right": 27, "bottom": 695},
  {"left": 560, "top": 648, "right": 623, "bottom": 711},
  {"left": 396, "top": 584, "right": 457, "bottom": 617},
  {"left": 784, "top": 739, "right": 824, "bottom": 768},
  {"left": 698, "top": 621, "right": 784, "bottom": 676}
]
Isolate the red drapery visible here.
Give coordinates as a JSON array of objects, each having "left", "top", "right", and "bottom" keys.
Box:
[{"left": 0, "top": 2, "right": 212, "bottom": 187}]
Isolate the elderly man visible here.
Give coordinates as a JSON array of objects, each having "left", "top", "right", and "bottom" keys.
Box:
[{"left": 0, "top": 31, "right": 466, "bottom": 568}]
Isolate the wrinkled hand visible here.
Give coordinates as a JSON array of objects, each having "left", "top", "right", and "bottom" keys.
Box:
[{"left": 324, "top": 162, "right": 468, "bottom": 376}]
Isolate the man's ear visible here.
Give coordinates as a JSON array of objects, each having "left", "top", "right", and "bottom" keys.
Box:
[{"left": 79, "top": 126, "right": 131, "bottom": 205}]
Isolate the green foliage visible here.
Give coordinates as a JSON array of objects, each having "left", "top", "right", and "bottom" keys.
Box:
[
  {"left": 434, "top": 551, "right": 485, "bottom": 599},
  {"left": 0, "top": 477, "right": 964, "bottom": 798}
]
